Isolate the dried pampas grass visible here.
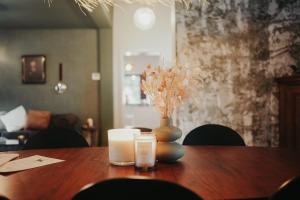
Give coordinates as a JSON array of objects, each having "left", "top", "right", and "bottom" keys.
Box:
[
  {"left": 141, "top": 64, "right": 194, "bottom": 118},
  {"left": 48, "top": 0, "right": 206, "bottom": 13}
]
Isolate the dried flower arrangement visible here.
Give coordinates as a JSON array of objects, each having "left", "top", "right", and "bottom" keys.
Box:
[
  {"left": 141, "top": 64, "right": 193, "bottom": 118},
  {"left": 47, "top": 0, "right": 207, "bottom": 13}
]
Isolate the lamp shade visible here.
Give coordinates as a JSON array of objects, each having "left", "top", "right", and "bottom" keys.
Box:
[{"left": 133, "top": 7, "right": 156, "bottom": 31}]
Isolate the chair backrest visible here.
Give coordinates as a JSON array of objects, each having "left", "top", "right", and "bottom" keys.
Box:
[
  {"left": 183, "top": 124, "right": 245, "bottom": 146},
  {"left": 49, "top": 113, "right": 81, "bottom": 133},
  {"left": 133, "top": 127, "right": 152, "bottom": 132},
  {"left": 72, "top": 178, "right": 203, "bottom": 200},
  {"left": 269, "top": 176, "right": 300, "bottom": 200},
  {"left": 0, "top": 195, "right": 8, "bottom": 200},
  {"left": 23, "top": 128, "right": 89, "bottom": 150}
]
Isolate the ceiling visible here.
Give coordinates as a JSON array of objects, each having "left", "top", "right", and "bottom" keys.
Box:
[{"left": 0, "top": 0, "right": 112, "bottom": 29}]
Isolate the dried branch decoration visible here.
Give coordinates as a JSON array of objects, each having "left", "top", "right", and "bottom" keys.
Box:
[
  {"left": 142, "top": 64, "right": 193, "bottom": 118},
  {"left": 47, "top": 0, "right": 207, "bottom": 13}
]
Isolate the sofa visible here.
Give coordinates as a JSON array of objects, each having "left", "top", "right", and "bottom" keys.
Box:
[{"left": 0, "top": 113, "right": 82, "bottom": 151}]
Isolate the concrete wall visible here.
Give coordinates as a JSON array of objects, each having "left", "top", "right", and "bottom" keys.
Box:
[
  {"left": 176, "top": 0, "right": 299, "bottom": 146},
  {"left": 0, "top": 29, "right": 99, "bottom": 126}
]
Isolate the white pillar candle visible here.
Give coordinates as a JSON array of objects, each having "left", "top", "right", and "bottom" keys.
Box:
[
  {"left": 108, "top": 129, "right": 140, "bottom": 166},
  {"left": 134, "top": 133, "right": 157, "bottom": 171}
]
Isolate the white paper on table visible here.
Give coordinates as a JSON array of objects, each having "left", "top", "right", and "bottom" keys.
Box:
[
  {"left": 0, "top": 155, "right": 64, "bottom": 173},
  {"left": 0, "top": 154, "right": 19, "bottom": 166}
]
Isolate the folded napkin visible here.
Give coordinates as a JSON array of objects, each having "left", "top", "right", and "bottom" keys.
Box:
[
  {"left": 0, "top": 155, "right": 64, "bottom": 173},
  {"left": 0, "top": 154, "right": 19, "bottom": 166}
]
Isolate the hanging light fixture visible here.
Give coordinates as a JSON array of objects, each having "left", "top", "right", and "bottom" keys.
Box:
[
  {"left": 54, "top": 63, "right": 67, "bottom": 94},
  {"left": 134, "top": 7, "right": 156, "bottom": 30},
  {"left": 47, "top": 0, "right": 206, "bottom": 13}
]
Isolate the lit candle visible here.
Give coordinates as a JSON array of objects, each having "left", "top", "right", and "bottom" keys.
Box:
[
  {"left": 134, "top": 133, "right": 157, "bottom": 171},
  {"left": 108, "top": 129, "right": 140, "bottom": 166}
]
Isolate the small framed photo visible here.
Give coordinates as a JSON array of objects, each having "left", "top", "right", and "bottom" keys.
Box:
[{"left": 22, "top": 55, "right": 46, "bottom": 84}]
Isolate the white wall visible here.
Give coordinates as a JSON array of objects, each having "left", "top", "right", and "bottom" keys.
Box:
[{"left": 113, "top": 3, "right": 175, "bottom": 129}]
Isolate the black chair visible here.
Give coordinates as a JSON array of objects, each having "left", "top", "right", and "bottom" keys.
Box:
[
  {"left": 0, "top": 195, "right": 8, "bottom": 200},
  {"left": 133, "top": 127, "right": 152, "bottom": 132},
  {"left": 183, "top": 124, "right": 245, "bottom": 146},
  {"left": 72, "top": 178, "right": 203, "bottom": 200},
  {"left": 23, "top": 128, "right": 89, "bottom": 150},
  {"left": 238, "top": 176, "right": 300, "bottom": 200},
  {"left": 269, "top": 176, "right": 300, "bottom": 200}
]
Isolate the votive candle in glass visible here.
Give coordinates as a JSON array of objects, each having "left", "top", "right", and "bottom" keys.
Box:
[
  {"left": 108, "top": 129, "right": 140, "bottom": 166},
  {"left": 134, "top": 133, "right": 157, "bottom": 171}
]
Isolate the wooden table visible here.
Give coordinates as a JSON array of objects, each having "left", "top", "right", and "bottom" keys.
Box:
[{"left": 0, "top": 147, "right": 299, "bottom": 200}]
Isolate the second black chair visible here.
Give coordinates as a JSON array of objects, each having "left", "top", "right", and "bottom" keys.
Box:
[
  {"left": 72, "top": 178, "right": 202, "bottom": 200},
  {"left": 133, "top": 127, "right": 152, "bottom": 132},
  {"left": 270, "top": 176, "right": 300, "bottom": 200},
  {"left": 23, "top": 128, "right": 89, "bottom": 150},
  {"left": 183, "top": 124, "right": 245, "bottom": 146}
]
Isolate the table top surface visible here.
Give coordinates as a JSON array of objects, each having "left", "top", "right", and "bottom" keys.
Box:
[{"left": 0, "top": 146, "right": 300, "bottom": 200}]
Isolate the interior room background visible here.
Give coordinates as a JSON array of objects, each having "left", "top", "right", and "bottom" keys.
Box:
[
  {"left": 0, "top": 29, "right": 99, "bottom": 128},
  {"left": 0, "top": 0, "right": 299, "bottom": 147}
]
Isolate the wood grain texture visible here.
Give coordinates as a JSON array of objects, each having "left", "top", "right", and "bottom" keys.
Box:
[{"left": 0, "top": 147, "right": 300, "bottom": 200}]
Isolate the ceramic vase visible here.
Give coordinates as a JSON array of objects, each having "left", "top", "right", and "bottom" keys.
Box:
[{"left": 153, "top": 117, "right": 184, "bottom": 162}]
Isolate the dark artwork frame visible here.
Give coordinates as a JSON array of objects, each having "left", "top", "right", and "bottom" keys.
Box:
[{"left": 22, "top": 55, "right": 46, "bottom": 84}]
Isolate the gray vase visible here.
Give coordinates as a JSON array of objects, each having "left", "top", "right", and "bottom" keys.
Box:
[{"left": 153, "top": 117, "right": 184, "bottom": 162}]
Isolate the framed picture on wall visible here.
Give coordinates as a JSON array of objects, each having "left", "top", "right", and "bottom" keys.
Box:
[
  {"left": 22, "top": 55, "right": 46, "bottom": 84},
  {"left": 123, "top": 74, "right": 149, "bottom": 105}
]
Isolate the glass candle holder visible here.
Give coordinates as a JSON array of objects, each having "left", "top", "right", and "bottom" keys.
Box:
[
  {"left": 134, "top": 133, "right": 157, "bottom": 171},
  {"left": 108, "top": 129, "right": 140, "bottom": 166}
]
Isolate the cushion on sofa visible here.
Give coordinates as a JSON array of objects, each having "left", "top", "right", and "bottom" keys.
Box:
[
  {"left": 0, "top": 106, "right": 27, "bottom": 132},
  {"left": 1, "top": 129, "right": 38, "bottom": 140},
  {"left": 49, "top": 113, "right": 81, "bottom": 133},
  {"left": 0, "top": 113, "right": 82, "bottom": 149},
  {"left": 26, "top": 110, "right": 51, "bottom": 130}
]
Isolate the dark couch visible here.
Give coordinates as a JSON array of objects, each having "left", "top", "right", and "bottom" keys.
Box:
[{"left": 0, "top": 113, "right": 82, "bottom": 151}]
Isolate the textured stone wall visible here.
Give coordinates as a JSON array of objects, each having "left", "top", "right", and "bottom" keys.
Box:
[{"left": 176, "top": 0, "right": 300, "bottom": 146}]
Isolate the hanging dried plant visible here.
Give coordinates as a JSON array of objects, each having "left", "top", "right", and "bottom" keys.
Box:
[
  {"left": 47, "top": 0, "right": 207, "bottom": 13},
  {"left": 141, "top": 64, "right": 195, "bottom": 118}
]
